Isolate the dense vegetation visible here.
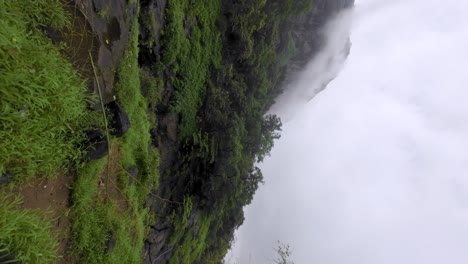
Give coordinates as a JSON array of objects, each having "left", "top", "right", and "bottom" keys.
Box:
[{"left": 140, "top": 0, "right": 313, "bottom": 262}]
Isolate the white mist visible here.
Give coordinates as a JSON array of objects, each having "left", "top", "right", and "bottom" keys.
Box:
[{"left": 228, "top": 0, "right": 468, "bottom": 263}]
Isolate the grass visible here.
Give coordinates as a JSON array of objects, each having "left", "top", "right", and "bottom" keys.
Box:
[
  {"left": 0, "top": 196, "right": 58, "bottom": 263},
  {"left": 69, "top": 4, "right": 160, "bottom": 263},
  {"left": 0, "top": 0, "right": 100, "bottom": 263},
  {"left": 169, "top": 212, "right": 212, "bottom": 264},
  {"left": 69, "top": 155, "right": 152, "bottom": 264},
  {"left": 0, "top": 0, "right": 161, "bottom": 262},
  {"left": 0, "top": 0, "right": 95, "bottom": 180}
]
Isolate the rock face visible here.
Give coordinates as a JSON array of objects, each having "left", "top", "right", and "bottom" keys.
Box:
[
  {"left": 75, "top": 0, "right": 137, "bottom": 101},
  {"left": 144, "top": 227, "right": 172, "bottom": 264}
]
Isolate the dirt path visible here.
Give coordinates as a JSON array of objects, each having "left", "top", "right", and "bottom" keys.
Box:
[{"left": 15, "top": 173, "right": 75, "bottom": 264}]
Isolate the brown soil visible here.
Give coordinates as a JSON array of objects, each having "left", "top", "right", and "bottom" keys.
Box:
[
  {"left": 98, "top": 142, "right": 129, "bottom": 211},
  {"left": 15, "top": 173, "right": 76, "bottom": 264}
]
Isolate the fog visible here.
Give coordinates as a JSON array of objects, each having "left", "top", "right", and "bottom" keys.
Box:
[
  {"left": 227, "top": 0, "right": 468, "bottom": 263},
  {"left": 270, "top": 8, "right": 353, "bottom": 121}
]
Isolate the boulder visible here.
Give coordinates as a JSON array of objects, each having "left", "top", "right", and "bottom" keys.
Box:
[
  {"left": 0, "top": 172, "right": 14, "bottom": 186},
  {"left": 85, "top": 129, "right": 109, "bottom": 160},
  {"left": 105, "top": 100, "right": 130, "bottom": 137}
]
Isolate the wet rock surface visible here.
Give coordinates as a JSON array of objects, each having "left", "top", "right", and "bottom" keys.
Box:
[
  {"left": 74, "top": 0, "right": 136, "bottom": 102},
  {"left": 46, "top": 0, "right": 136, "bottom": 104}
]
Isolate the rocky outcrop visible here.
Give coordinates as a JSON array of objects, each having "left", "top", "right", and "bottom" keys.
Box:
[{"left": 75, "top": 0, "right": 137, "bottom": 101}]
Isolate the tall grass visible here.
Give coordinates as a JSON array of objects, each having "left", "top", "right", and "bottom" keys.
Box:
[
  {"left": 0, "top": 196, "right": 58, "bottom": 263},
  {"left": 0, "top": 0, "right": 93, "bottom": 180}
]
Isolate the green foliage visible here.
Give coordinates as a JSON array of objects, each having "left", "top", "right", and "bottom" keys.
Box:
[
  {"left": 154, "top": 0, "right": 313, "bottom": 262},
  {"left": 160, "top": 0, "right": 222, "bottom": 138},
  {"left": 141, "top": 12, "right": 158, "bottom": 49},
  {"left": 278, "top": 32, "right": 298, "bottom": 67},
  {"left": 0, "top": 197, "right": 58, "bottom": 263},
  {"left": 116, "top": 17, "right": 160, "bottom": 196},
  {"left": 257, "top": 114, "right": 282, "bottom": 163},
  {"left": 69, "top": 158, "right": 109, "bottom": 263},
  {"left": 169, "top": 214, "right": 212, "bottom": 264},
  {"left": 168, "top": 197, "right": 193, "bottom": 246},
  {"left": 0, "top": 0, "right": 95, "bottom": 179}
]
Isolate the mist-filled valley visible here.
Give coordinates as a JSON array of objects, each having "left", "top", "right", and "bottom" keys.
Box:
[{"left": 229, "top": 0, "right": 468, "bottom": 263}]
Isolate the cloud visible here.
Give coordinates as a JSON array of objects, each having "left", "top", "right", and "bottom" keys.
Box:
[{"left": 228, "top": 0, "right": 468, "bottom": 263}]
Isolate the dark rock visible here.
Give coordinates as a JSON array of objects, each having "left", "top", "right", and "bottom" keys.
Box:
[
  {"left": 0, "top": 251, "right": 20, "bottom": 263},
  {"left": 105, "top": 231, "right": 117, "bottom": 254},
  {"left": 92, "top": 0, "right": 104, "bottom": 12},
  {"left": 85, "top": 129, "right": 109, "bottom": 160},
  {"left": 127, "top": 166, "right": 139, "bottom": 185},
  {"left": 105, "top": 100, "right": 130, "bottom": 137},
  {"left": 0, "top": 172, "right": 14, "bottom": 186},
  {"left": 138, "top": 0, "right": 167, "bottom": 68},
  {"left": 144, "top": 227, "right": 172, "bottom": 264}
]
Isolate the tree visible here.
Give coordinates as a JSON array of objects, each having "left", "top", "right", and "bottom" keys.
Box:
[
  {"left": 273, "top": 241, "right": 294, "bottom": 264},
  {"left": 257, "top": 114, "right": 282, "bottom": 162}
]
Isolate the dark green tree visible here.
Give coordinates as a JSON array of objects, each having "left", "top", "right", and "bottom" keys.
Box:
[{"left": 257, "top": 114, "right": 282, "bottom": 162}]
